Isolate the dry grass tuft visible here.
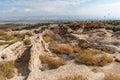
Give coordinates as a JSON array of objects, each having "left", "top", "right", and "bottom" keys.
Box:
[
  {"left": 0, "top": 30, "right": 6, "bottom": 36},
  {"left": 75, "top": 49, "right": 113, "bottom": 66},
  {"left": 39, "top": 54, "right": 65, "bottom": 69},
  {"left": 42, "top": 31, "right": 55, "bottom": 43},
  {"left": 91, "top": 67, "right": 99, "bottom": 73},
  {"left": 0, "top": 61, "right": 16, "bottom": 79},
  {"left": 73, "top": 47, "right": 82, "bottom": 53},
  {"left": 58, "top": 74, "right": 88, "bottom": 80},
  {"left": 0, "top": 30, "right": 14, "bottom": 41},
  {"left": 104, "top": 73, "right": 120, "bottom": 80},
  {"left": 52, "top": 44, "right": 73, "bottom": 55},
  {"left": 0, "top": 35, "right": 14, "bottom": 41},
  {"left": 24, "top": 39, "right": 31, "bottom": 45},
  {"left": 25, "top": 32, "right": 33, "bottom": 36},
  {"left": 43, "top": 35, "right": 54, "bottom": 43},
  {"left": 78, "top": 39, "right": 90, "bottom": 49},
  {"left": 12, "top": 32, "right": 32, "bottom": 40},
  {"left": 97, "top": 54, "right": 113, "bottom": 66},
  {"left": 0, "top": 31, "right": 31, "bottom": 45},
  {"left": 0, "top": 42, "right": 9, "bottom": 45}
]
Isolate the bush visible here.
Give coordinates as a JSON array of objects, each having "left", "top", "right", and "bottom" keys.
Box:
[
  {"left": 104, "top": 73, "right": 120, "bottom": 80},
  {"left": 75, "top": 49, "right": 113, "bottom": 66},
  {"left": 39, "top": 54, "right": 65, "bottom": 69},
  {"left": 58, "top": 74, "right": 88, "bottom": 80},
  {"left": 24, "top": 39, "right": 31, "bottom": 45},
  {"left": 52, "top": 44, "right": 73, "bottom": 55},
  {"left": 0, "top": 61, "right": 16, "bottom": 79}
]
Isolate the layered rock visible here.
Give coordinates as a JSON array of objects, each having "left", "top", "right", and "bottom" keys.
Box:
[{"left": 0, "top": 42, "right": 25, "bottom": 61}]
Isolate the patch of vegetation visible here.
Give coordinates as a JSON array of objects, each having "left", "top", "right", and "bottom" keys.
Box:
[
  {"left": 75, "top": 49, "right": 113, "bottom": 66},
  {"left": 106, "top": 27, "right": 120, "bottom": 32},
  {"left": 104, "top": 73, "right": 120, "bottom": 80},
  {"left": 20, "top": 23, "right": 50, "bottom": 30},
  {"left": 91, "top": 68, "right": 99, "bottom": 73},
  {"left": 25, "top": 32, "right": 33, "bottom": 36},
  {"left": 24, "top": 39, "right": 31, "bottom": 45},
  {"left": 12, "top": 32, "right": 32, "bottom": 39},
  {"left": 43, "top": 31, "right": 54, "bottom": 43},
  {"left": 0, "top": 30, "right": 14, "bottom": 41},
  {"left": 0, "top": 32, "right": 33, "bottom": 46},
  {"left": 58, "top": 74, "right": 88, "bottom": 80},
  {"left": 73, "top": 47, "right": 82, "bottom": 53},
  {"left": 104, "top": 20, "right": 120, "bottom": 26},
  {"left": 0, "top": 42, "right": 9, "bottom": 45},
  {"left": 0, "top": 61, "right": 16, "bottom": 79},
  {"left": 0, "top": 30, "right": 6, "bottom": 36},
  {"left": 39, "top": 54, "right": 65, "bottom": 69},
  {"left": 97, "top": 46, "right": 112, "bottom": 52},
  {"left": 43, "top": 35, "right": 54, "bottom": 43},
  {"left": 0, "top": 35, "right": 14, "bottom": 41},
  {"left": 12, "top": 33, "right": 25, "bottom": 39},
  {"left": 78, "top": 39, "right": 90, "bottom": 49},
  {"left": 52, "top": 44, "right": 73, "bottom": 55}
]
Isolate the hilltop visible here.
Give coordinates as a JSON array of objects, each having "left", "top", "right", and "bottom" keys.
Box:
[{"left": 0, "top": 22, "right": 120, "bottom": 80}]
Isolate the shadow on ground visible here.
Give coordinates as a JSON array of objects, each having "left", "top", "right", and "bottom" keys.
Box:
[{"left": 15, "top": 46, "right": 31, "bottom": 80}]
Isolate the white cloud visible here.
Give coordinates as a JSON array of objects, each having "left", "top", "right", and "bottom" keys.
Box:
[
  {"left": 1, "top": 0, "right": 120, "bottom": 19},
  {"left": 0, "top": 7, "right": 17, "bottom": 13},
  {"left": 24, "top": 8, "right": 32, "bottom": 12},
  {"left": 1, "top": 0, "right": 91, "bottom": 15},
  {"left": 75, "top": 2, "right": 120, "bottom": 19}
]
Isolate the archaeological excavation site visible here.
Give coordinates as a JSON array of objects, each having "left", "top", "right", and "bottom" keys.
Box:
[{"left": 0, "top": 22, "right": 120, "bottom": 80}]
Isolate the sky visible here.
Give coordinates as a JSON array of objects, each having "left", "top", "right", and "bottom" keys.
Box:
[{"left": 0, "top": 0, "right": 120, "bottom": 20}]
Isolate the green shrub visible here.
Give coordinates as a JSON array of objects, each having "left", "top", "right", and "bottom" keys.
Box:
[{"left": 106, "top": 27, "right": 120, "bottom": 32}]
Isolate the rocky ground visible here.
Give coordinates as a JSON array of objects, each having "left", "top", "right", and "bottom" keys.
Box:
[{"left": 0, "top": 22, "right": 120, "bottom": 80}]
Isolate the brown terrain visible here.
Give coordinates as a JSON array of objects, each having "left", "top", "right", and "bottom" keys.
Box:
[{"left": 0, "top": 22, "right": 120, "bottom": 80}]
